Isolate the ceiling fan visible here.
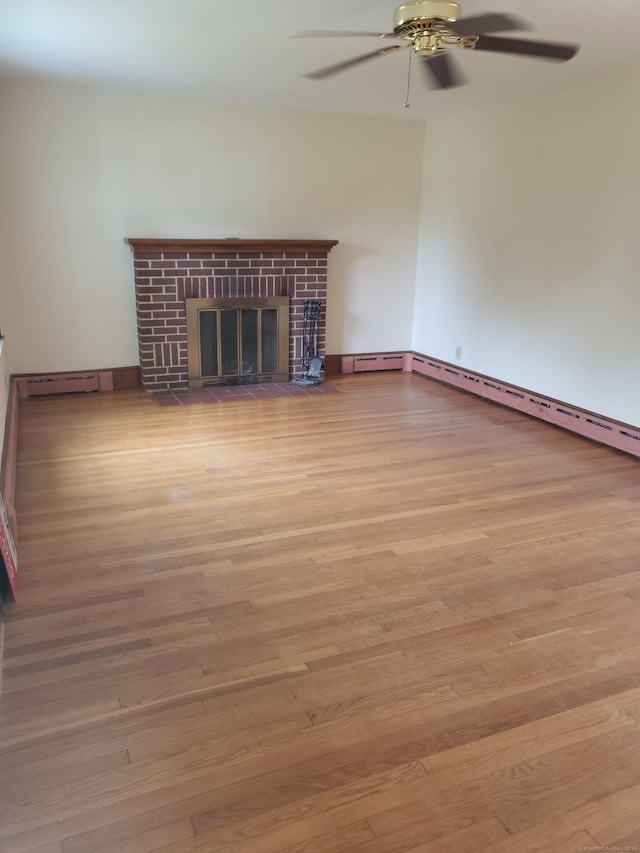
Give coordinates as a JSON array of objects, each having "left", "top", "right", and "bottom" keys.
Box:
[{"left": 295, "top": 1, "right": 579, "bottom": 90}]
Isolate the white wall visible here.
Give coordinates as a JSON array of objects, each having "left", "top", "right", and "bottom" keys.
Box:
[
  {"left": 0, "top": 78, "right": 425, "bottom": 373},
  {"left": 413, "top": 68, "right": 640, "bottom": 426}
]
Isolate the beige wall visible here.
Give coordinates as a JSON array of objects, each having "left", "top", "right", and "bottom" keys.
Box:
[
  {"left": 413, "top": 67, "right": 640, "bottom": 426},
  {"left": 2, "top": 70, "right": 639, "bottom": 428},
  {"left": 0, "top": 78, "right": 425, "bottom": 373}
]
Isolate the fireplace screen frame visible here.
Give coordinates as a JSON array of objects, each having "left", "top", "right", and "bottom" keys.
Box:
[{"left": 186, "top": 297, "right": 290, "bottom": 387}]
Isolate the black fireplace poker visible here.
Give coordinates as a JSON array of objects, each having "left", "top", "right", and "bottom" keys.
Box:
[{"left": 293, "top": 299, "right": 323, "bottom": 387}]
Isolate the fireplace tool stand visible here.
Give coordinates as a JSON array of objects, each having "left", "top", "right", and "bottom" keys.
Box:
[{"left": 293, "top": 299, "right": 323, "bottom": 387}]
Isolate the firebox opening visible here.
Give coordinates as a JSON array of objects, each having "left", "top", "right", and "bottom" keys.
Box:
[{"left": 187, "top": 297, "right": 289, "bottom": 387}]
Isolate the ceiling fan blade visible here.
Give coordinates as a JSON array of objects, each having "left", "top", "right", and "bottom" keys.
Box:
[
  {"left": 420, "top": 52, "right": 465, "bottom": 89},
  {"left": 474, "top": 35, "right": 579, "bottom": 61},
  {"left": 293, "top": 30, "right": 397, "bottom": 40},
  {"left": 450, "top": 13, "right": 529, "bottom": 37},
  {"left": 304, "top": 44, "right": 406, "bottom": 80}
]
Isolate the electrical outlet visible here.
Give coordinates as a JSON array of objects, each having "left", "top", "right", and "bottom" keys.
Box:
[{"left": 455, "top": 346, "right": 462, "bottom": 360}]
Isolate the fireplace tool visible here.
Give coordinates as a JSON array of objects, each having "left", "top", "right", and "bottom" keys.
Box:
[{"left": 293, "top": 299, "right": 323, "bottom": 386}]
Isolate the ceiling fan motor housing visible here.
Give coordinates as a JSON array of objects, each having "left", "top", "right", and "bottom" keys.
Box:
[{"left": 393, "top": 0, "right": 461, "bottom": 32}]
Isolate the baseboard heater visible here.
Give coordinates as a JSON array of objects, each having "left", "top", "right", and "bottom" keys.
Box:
[
  {"left": 1, "top": 379, "right": 19, "bottom": 599},
  {"left": 340, "top": 352, "right": 640, "bottom": 459},
  {"left": 15, "top": 370, "right": 114, "bottom": 400}
]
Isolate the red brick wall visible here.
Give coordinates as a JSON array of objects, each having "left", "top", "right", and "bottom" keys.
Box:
[{"left": 132, "top": 249, "right": 329, "bottom": 390}]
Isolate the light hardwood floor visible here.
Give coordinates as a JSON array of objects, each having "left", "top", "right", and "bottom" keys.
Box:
[{"left": 1, "top": 372, "right": 640, "bottom": 852}]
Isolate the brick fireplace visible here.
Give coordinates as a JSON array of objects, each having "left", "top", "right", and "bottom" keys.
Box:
[{"left": 127, "top": 238, "right": 338, "bottom": 391}]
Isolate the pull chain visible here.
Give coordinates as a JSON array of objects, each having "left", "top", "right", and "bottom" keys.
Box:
[{"left": 404, "top": 48, "right": 412, "bottom": 108}]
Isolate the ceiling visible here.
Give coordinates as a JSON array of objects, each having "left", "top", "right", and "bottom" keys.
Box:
[{"left": 0, "top": 0, "right": 639, "bottom": 121}]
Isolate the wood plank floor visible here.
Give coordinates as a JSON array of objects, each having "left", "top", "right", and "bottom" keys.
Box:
[{"left": 1, "top": 371, "right": 640, "bottom": 853}]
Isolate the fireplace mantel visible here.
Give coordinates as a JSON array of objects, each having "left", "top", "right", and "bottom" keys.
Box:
[{"left": 126, "top": 238, "right": 339, "bottom": 254}]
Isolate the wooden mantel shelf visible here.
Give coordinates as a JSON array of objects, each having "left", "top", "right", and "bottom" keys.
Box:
[{"left": 126, "top": 238, "right": 339, "bottom": 254}]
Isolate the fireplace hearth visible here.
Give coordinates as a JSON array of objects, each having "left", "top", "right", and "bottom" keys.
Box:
[{"left": 127, "top": 238, "right": 338, "bottom": 392}]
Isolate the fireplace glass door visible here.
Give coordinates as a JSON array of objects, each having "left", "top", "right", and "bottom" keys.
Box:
[{"left": 187, "top": 297, "right": 289, "bottom": 386}]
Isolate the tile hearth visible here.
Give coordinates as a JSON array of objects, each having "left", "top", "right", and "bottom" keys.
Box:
[{"left": 153, "top": 381, "right": 338, "bottom": 407}]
